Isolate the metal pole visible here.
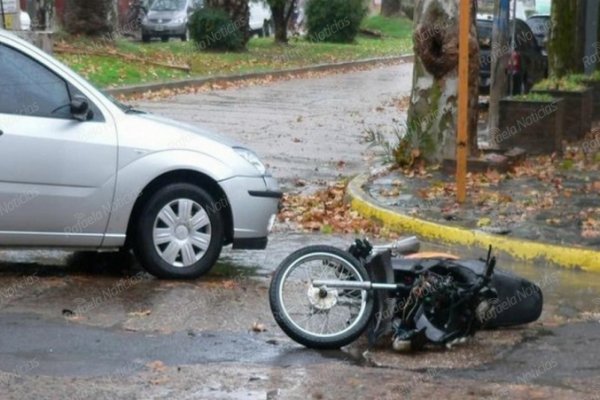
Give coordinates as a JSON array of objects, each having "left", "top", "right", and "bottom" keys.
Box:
[
  {"left": 457, "top": 0, "right": 471, "bottom": 204},
  {"left": 509, "top": 0, "right": 517, "bottom": 95},
  {"left": 0, "top": 0, "right": 6, "bottom": 29}
]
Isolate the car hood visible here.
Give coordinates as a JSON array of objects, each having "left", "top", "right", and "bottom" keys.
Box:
[
  {"left": 131, "top": 112, "right": 242, "bottom": 148},
  {"left": 116, "top": 111, "right": 260, "bottom": 177},
  {"left": 146, "top": 10, "right": 185, "bottom": 19}
]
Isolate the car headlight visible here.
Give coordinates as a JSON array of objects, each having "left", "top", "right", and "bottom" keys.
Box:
[
  {"left": 234, "top": 147, "right": 267, "bottom": 175},
  {"left": 172, "top": 17, "right": 185, "bottom": 24}
]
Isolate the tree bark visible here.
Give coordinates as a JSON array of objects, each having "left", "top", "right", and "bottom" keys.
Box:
[
  {"left": 267, "top": 0, "right": 296, "bottom": 44},
  {"left": 63, "top": 0, "right": 116, "bottom": 36},
  {"left": 488, "top": 0, "right": 510, "bottom": 136},
  {"left": 381, "top": 0, "right": 401, "bottom": 17},
  {"left": 549, "top": 0, "right": 585, "bottom": 77},
  {"left": 403, "top": 0, "right": 479, "bottom": 164},
  {"left": 206, "top": 0, "right": 251, "bottom": 46}
]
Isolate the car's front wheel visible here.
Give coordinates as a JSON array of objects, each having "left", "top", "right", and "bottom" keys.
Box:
[{"left": 134, "top": 183, "right": 224, "bottom": 279}]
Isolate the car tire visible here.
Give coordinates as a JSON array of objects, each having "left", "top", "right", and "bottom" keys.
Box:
[
  {"left": 133, "top": 183, "right": 224, "bottom": 279},
  {"left": 263, "top": 20, "right": 270, "bottom": 37},
  {"left": 142, "top": 34, "right": 151, "bottom": 43}
]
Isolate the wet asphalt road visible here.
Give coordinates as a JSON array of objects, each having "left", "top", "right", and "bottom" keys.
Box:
[
  {"left": 1, "top": 65, "right": 600, "bottom": 399},
  {"left": 136, "top": 63, "right": 414, "bottom": 188}
]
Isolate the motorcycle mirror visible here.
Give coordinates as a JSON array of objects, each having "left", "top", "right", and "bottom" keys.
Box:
[{"left": 484, "top": 245, "right": 495, "bottom": 280}]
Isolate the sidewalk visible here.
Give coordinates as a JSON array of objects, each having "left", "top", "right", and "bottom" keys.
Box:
[{"left": 348, "top": 142, "right": 600, "bottom": 272}]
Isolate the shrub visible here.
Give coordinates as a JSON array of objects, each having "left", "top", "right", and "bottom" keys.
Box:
[
  {"left": 305, "top": 0, "right": 368, "bottom": 43},
  {"left": 189, "top": 8, "right": 245, "bottom": 51},
  {"left": 533, "top": 76, "right": 587, "bottom": 92}
]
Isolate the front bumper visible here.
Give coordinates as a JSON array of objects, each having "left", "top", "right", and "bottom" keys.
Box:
[
  {"left": 142, "top": 22, "right": 186, "bottom": 36},
  {"left": 220, "top": 175, "right": 282, "bottom": 249}
]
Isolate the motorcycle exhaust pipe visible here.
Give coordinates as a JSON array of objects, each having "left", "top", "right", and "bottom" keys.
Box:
[
  {"left": 372, "top": 236, "right": 420, "bottom": 255},
  {"left": 312, "top": 280, "right": 398, "bottom": 290}
]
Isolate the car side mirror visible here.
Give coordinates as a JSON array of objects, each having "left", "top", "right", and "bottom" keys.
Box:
[{"left": 70, "top": 96, "right": 93, "bottom": 122}]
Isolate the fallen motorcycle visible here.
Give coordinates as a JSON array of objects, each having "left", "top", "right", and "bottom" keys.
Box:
[{"left": 269, "top": 237, "right": 543, "bottom": 350}]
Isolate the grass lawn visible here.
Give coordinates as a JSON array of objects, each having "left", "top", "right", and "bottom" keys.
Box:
[{"left": 56, "top": 16, "right": 414, "bottom": 89}]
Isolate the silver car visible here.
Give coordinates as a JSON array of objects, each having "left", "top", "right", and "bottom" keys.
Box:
[
  {"left": 0, "top": 30, "right": 281, "bottom": 279},
  {"left": 142, "top": 0, "right": 203, "bottom": 42}
]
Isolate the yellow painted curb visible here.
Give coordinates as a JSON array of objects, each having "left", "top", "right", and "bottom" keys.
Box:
[{"left": 348, "top": 174, "right": 600, "bottom": 273}]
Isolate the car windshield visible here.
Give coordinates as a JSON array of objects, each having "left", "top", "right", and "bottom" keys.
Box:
[
  {"left": 477, "top": 20, "right": 528, "bottom": 49},
  {"left": 527, "top": 17, "right": 550, "bottom": 36},
  {"left": 150, "top": 0, "right": 186, "bottom": 12}
]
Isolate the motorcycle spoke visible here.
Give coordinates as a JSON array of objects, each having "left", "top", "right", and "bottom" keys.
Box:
[{"left": 280, "top": 254, "right": 368, "bottom": 339}]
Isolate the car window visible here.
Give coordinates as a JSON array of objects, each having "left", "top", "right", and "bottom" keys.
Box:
[
  {"left": 527, "top": 17, "right": 550, "bottom": 36},
  {"left": 515, "top": 21, "right": 536, "bottom": 50},
  {"left": 0, "top": 44, "right": 71, "bottom": 119},
  {"left": 150, "top": 0, "right": 187, "bottom": 11}
]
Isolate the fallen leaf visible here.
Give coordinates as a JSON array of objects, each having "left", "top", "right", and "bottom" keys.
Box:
[
  {"left": 146, "top": 360, "right": 167, "bottom": 373},
  {"left": 128, "top": 309, "right": 152, "bottom": 317},
  {"left": 251, "top": 322, "right": 267, "bottom": 332}
]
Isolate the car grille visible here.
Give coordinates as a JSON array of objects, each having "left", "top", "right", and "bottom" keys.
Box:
[{"left": 149, "top": 19, "right": 171, "bottom": 23}]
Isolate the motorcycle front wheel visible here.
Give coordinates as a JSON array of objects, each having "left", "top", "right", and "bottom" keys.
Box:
[{"left": 269, "top": 246, "right": 374, "bottom": 349}]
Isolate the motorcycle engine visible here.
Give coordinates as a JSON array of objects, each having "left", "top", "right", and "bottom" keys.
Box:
[{"left": 392, "top": 265, "right": 494, "bottom": 351}]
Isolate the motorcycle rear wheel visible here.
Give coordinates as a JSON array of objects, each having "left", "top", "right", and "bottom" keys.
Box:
[{"left": 269, "top": 246, "right": 374, "bottom": 349}]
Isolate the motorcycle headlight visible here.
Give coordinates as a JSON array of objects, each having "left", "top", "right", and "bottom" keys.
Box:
[{"left": 234, "top": 147, "right": 267, "bottom": 175}]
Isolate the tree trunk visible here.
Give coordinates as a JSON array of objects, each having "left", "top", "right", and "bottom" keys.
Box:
[
  {"left": 267, "top": 0, "right": 297, "bottom": 44},
  {"left": 271, "top": 2, "right": 288, "bottom": 43},
  {"left": 381, "top": 0, "right": 401, "bottom": 17},
  {"left": 206, "top": 0, "right": 250, "bottom": 46},
  {"left": 403, "top": 0, "right": 479, "bottom": 164},
  {"left": 549, "top": 0, "right": 585, "bottom": 77},
  {"left": 63, "top": 0, "right": 116, "bottom": 36},
  {"left": 488, "top": 0, "right": 510, "bottom": 136}
]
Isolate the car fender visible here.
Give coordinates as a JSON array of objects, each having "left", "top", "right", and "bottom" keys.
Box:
[{"left": 103, "top": 149, "right": 236, "bottom": 245}]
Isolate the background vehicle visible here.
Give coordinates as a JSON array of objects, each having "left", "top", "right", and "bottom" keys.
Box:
[
  {"left": 249, "top": 1, "right": 272, "bottom": 37},
  {"left": 477, "top": 18, "right": 548, "bottom": 95},
  {"left": 269, "top": 238, "right": 543, "bottom": 350},
  {"left": 526, "top": 14, "right": 550, "bottom": 53},
  {"left": 20, "top": 11, "right": 31, "bottom": 31},
  {"left": 0, "top": 30, "right": 280, "bottom": 279},
  {"left": 141, "top": 0, "right": 203, "bottom": 42}
]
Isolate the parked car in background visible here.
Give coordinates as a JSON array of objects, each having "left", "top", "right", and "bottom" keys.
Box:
[
  {"left": 141, "top": 0, "right": 203, "bottom": 42},
  {"left": 526, "top": 14, "right": 550, "bottom": 54},
  {"left": 20, "top": 11, "right": 31, "bottom": 31},
  {"left": 249, "top": 0, "right": 272, "bottom": 37},
  {"left": 477, "top": 18, "right": 548, "bottom": 95},
  {"left": 0, "top": 29, "right": 281, "bottom": 279}
]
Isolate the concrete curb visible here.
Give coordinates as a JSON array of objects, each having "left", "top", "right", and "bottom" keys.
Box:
[
  {"left": 105, "top": 55, "right": 413, "bottom": 97},
  {"left": 348, "top": 174, "right": 600, "bottom": 273}
]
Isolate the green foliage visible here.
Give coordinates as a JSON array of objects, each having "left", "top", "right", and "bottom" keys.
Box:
[
  {"left": 533, "top": 76, "right": 587, "bottom": 92},
  {"left": 510, "top": 93, "right": 556, "bottom": 102},
  {"left": 360, "top": 15, "right": 413, "bottom": 39},
  {"left": 305, "top": 0, "right": 368, "bottom": 43},
  {"left": 570, "top": 72, "right": 600, "bottom": 84},
  {"left": 189, "top": 8, "right": 245, "bottom": 51}
]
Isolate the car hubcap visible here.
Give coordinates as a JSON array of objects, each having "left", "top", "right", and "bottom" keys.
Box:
[{"left": 153, "top": 199, "right": 211, "bottom": 268}]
